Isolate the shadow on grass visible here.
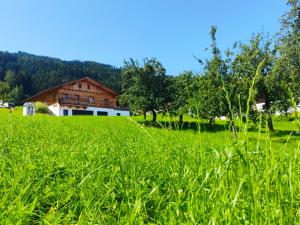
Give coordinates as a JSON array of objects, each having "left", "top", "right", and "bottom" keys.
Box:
[
  {"left": 138, "top": 120, "right": 299, "bottom": 138},
  {"left": 270, "top": 130, "right": 300, "bottom": 137},
  {"left": 138, "top": 120, "right": 229, "bottom": 133}
]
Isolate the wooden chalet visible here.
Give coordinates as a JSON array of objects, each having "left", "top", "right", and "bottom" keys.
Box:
[{"left": 25, "top": 77, "right": 130, "bottom": 116}]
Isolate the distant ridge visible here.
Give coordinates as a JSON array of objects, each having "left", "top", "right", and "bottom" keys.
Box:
[{"left": 0, "top": 51, "right": 122, "bottom": 97}]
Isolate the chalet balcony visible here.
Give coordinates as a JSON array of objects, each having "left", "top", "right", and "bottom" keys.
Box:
[
  {"left": 58, "top": 97, "right": 129, "bottom": 111},
  {"left": 59, "top": 98, "right": 91, "bottom": 107}
]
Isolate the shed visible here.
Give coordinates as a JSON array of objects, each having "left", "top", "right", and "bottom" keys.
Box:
[{"left": 23, "top": 102, "right": 35, "bottom": 116}]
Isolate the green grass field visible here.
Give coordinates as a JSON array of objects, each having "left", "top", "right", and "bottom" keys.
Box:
[{"left": 0, "top": 108, "right": 299, "bottom": 224}]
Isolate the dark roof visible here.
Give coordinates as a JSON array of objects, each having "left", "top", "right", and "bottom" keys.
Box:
[{"left": 25, "top": 77, "right": 118, "bottom": 102}]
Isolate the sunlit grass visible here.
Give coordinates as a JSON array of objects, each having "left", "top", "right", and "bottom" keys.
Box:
[{"left": 0, "top": 108, "right": 299, "bottom": 224}]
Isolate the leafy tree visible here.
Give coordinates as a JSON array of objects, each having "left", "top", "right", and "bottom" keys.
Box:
[
  {"left": 230, "top": 35, "right": 277, "bottom": 131},
  {"left": 191, "top": 26, "right": 227, "bottom": 126},
  {"left": 0, "top": 70, "right": 25, "bottom": 105},
  {"left": 8, "top": 85, "right": 25, "bottom": 105},
  {"left": 168, "top": 71, "right": 194, "bottom": 123},
  {"left": 274, "top": 0, "right": 300, "bottom": 120},
  {"left": 35, "top": 101, "right": 49, "bottom": 114},
  {"left": 189, "top": 74, "right": 226, "bottom": 126},
  {"left": 4, "top": 70, "right": 17, "bottom": 88},
  {"left": 119, "top": 59, "right": 145, "bottom": 115},
  {"left": 0, "top": 81, "right": 10, "bottom": 100},
  {"left": 120, "top": 58, "right": 169, "bottom": 122}
]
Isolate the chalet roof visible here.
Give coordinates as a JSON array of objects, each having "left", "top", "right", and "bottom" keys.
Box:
[{"left": 25, "top": 77, "right": 118, "bottom": 102}]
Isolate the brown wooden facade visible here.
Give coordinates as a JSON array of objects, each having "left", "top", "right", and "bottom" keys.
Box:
[{"left": 26, "top": 77, "right": 125, "bottom": 110}]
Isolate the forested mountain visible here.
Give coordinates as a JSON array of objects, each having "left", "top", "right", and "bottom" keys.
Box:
[{"left": 0, "top": 51, "right": 121, "bottom": 102}]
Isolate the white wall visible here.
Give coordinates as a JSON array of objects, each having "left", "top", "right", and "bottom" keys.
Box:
[
  {"left": 255, "top": 102, "right": 300, "bottom": 115},
  {"left": 255, "top": 102, "right": 265, "bottom": 111},
  {"left": 48, "top": 104, "right": 130, "bottom": 116},
  {"left": 85, "top": 106, "right": 130, "bottom": 116},
  {"left": 48, "top": 105, "right": 61, "bottom": 116}
]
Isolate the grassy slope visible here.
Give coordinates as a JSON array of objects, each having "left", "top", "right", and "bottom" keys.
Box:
[{"left": 0, "top": 108, "right": 299, "bottom": 224}]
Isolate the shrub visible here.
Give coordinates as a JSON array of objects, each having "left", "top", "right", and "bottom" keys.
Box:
[{"left": 34, "top": 101, "right": 49, "bottom": 114}]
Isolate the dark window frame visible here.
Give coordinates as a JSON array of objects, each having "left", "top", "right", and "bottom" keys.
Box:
[
  {"left": 89, "top": 97, "right": 94, "bottom": 103},
  {"left": 72, "top": 110, "right": 93, "bottom": 116},
  {"left": 63, "top": 109, "right": 68, "bottom": 116},
  {"left": 104, "top": 99, "right": 109, "bottom": 105},
  {"left": 97, "top": 111, "right": 108, "bottom": 116}
]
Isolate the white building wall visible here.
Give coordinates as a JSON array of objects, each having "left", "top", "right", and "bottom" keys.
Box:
[
  {"left": 85, "top": 106, "right": 130, "bottom": 116},
  {"left": 48, "top": 105, "right": 61, "bottom": 116},
  {"left": 255, "top": 102, "right": 265, "bottom": 111},
  {"left": 48, "top": 104, "right": 130, "bottom": 116},
  {"left": 255, "top": 102, "right": 300, "bottom": 115}
]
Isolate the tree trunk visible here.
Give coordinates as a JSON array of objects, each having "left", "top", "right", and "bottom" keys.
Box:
[
  {"left": 229, "top": 117, "right": 238, "bottom": 140},
  {"left": 179, "top": 114, "right": 183, "bottom": 124},
  {"left": 267, "top": 112, "right": 274, "bottom": 132},
  {"left": 143, "top": 111, "right": 147, "bottom": 120},
  {"left": 209, "top": 118, "right": 214, "bottom": 127},
  {"left": 152, "top": 110, "right": 157, "bottom": 122},
  {"left": 232, "top": 121, "right": 237, "bottom": 140},
  {"left": 264, "top": 93, "right": 274, "bottom": 132}
]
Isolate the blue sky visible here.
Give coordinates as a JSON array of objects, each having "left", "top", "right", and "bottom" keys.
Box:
[{"left": 0, "top": 0, "right": 288, "bottom": 75}]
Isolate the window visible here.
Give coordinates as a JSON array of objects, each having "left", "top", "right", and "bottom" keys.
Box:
[
  {"left": 97, "top": 111, "right": 108, "bottom": 116},
  {"left": 117, "top": 113, "right": 121, "bottom": 116},
  {"left": 76, "top": 95, "right": 80, "bottom": 100},
  {"left": 63, "top": 109, "right": 68, "bottom": 116},
  {"left": 104, "top": 99, "right": 109, "bottom": 105},
  {"left": 63, "top": 93, "right": 68, "bottom": 99},
  {"left": 78, "top": 83, "right": 82, "bottom": 88},
  {"left": 89, "top": 97, "right": 94, "bottom": 103},
  {"left": 87, "top": 84, "right": 91, "bottom": 90},
  {"left": 72, "top": 110, "right": 93, "bottom": 115},
  {"left": 52, "top": 95, "right": 57, "bottom": 102}
]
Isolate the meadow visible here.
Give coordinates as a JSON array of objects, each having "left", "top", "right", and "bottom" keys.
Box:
[{"left": 0, "top": 108, "right": 299, "bottom": 224}]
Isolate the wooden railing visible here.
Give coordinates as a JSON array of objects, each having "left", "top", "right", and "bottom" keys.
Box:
[
  {"left": 58, "top": 97, "right": 129, "bottom": 111},
  {"left": 59, "top": 98, "right": 91, "bottom": 107}
]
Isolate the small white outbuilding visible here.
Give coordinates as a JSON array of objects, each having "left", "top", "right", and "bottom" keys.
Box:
[{"left": 23, "top": 102, "right": 35, "bottom": 116}]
